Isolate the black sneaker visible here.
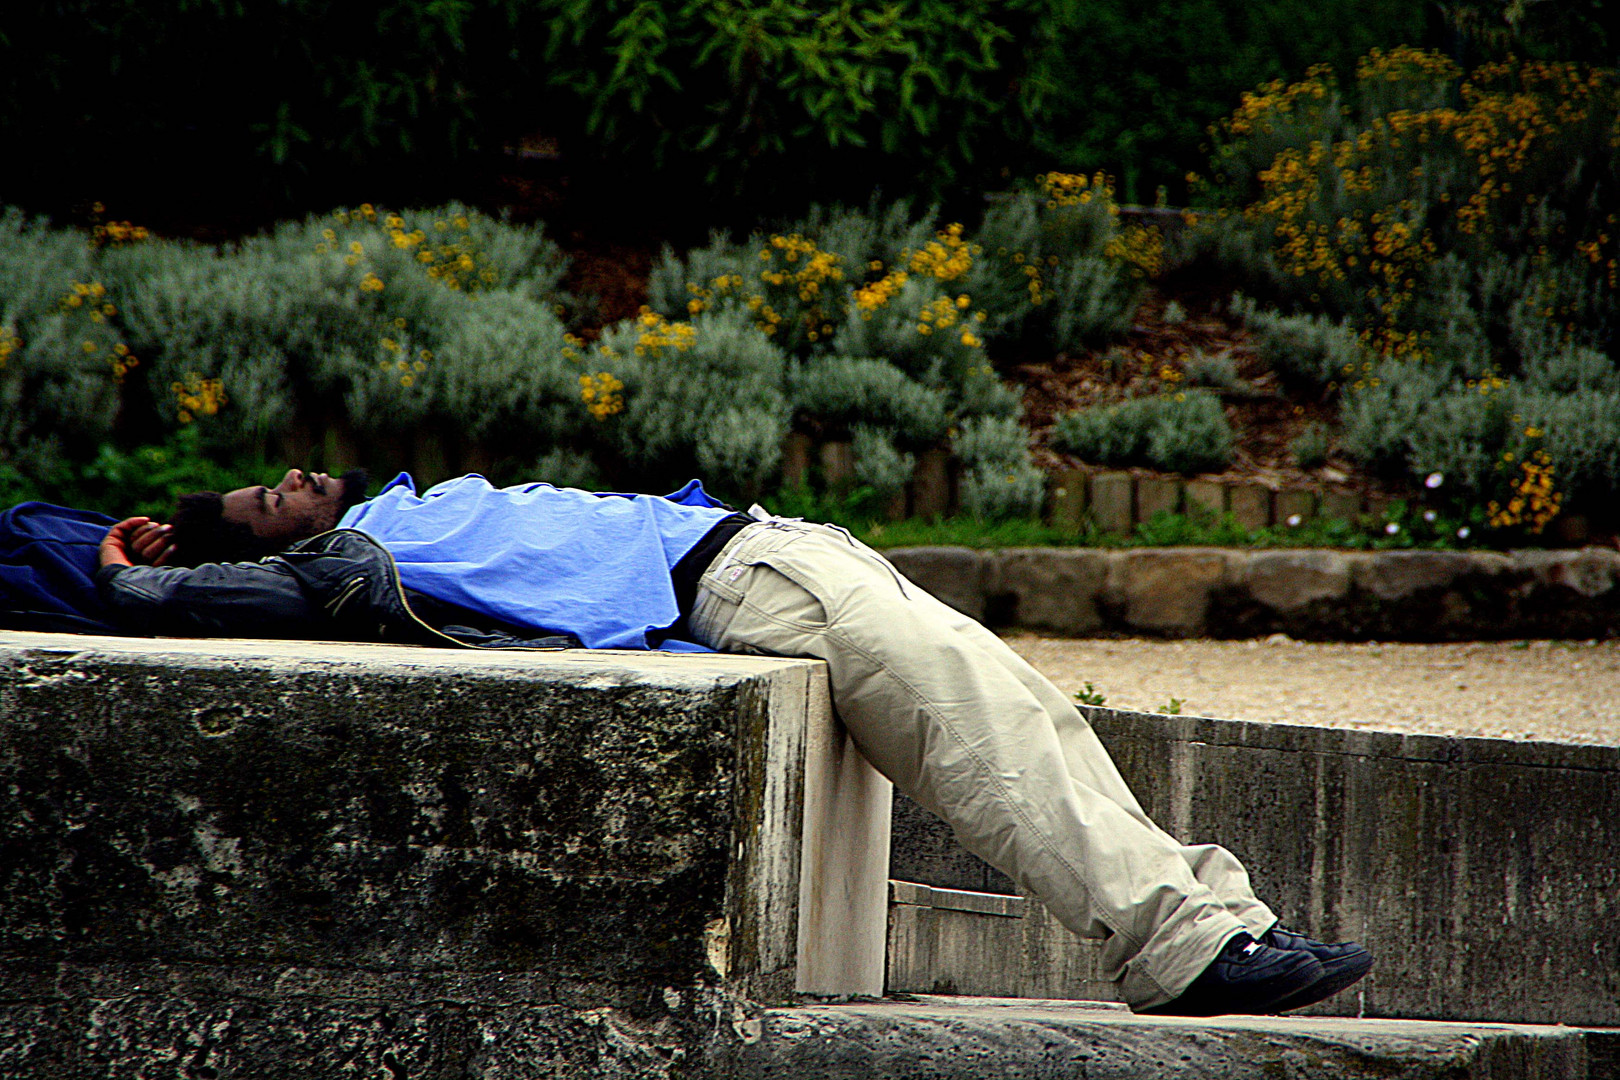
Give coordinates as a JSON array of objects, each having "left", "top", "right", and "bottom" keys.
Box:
[
  {"left": 1140, "top": 932, "right": 1326, "bottom": 1017},
  {"left": 1261, "top": 926, "right": 1374, "bottom": 1010}
]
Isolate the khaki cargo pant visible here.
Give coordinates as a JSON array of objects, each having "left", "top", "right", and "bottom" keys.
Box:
[{"left": 689, "top": 518, "right": 1276, "bottom": 1008}]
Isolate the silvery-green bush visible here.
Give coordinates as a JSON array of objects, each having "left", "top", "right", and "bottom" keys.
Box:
[
  {"left": 954, "top": 414, "right": 1047, "bottom": 520},
  {"left": 588, "top": 306, "right": 792, "bottom": 494},
  {"left": 1050, "top": 391, "right": 1233, "bottom": 475},
  {"left": 0, "top": 209, "right": 127, "bottom": 475}
]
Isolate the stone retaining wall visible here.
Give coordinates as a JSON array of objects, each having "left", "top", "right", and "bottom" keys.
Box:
[
  {"left": 0, "top": 633, "right": 890, "bottom": 1078},
  {"left": 885, "top": 544, "right": 1620, "bottom": 639}
]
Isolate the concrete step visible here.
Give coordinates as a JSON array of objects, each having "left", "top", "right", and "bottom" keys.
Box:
[
  {"left": 716, "top": 995, "right": 1617, "bottom": 1080},
  {"left": 887, "top": 880, "right": 1120, "bottom": 1002}
]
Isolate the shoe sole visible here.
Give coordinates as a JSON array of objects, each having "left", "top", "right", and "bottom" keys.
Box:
[
  {"left": 1271, "top": 948, "right": 1374, "bottom": 1013},
  {"left": 1140, "top": 955, "right": 1327, "bottom": 1017}
]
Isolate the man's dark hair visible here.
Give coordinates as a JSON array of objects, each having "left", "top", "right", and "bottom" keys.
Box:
[
  {"left": 169, "top": 493, "right": 282, "bottom": 566},
  {"left": 169, "top": 468, "right": 370, "bottom": 567},
  {"left": 336, "top": 469, "right": 371, "bottom": 512}
]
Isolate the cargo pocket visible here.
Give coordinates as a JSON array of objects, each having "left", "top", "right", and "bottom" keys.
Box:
[{"left": 736, "top": 560, "right": 831, "bottom": 631}]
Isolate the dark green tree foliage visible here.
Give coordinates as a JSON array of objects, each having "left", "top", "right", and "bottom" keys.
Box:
[
  {"left": 536, "top": 0, "right": 1046, "bottom": 201},
  {"left": 0, "top": 0, "right": 520, "bottom": 219},
  {"left": 1439, "top": 0, "right": 1614, "bottom": 67},
  {"left": 0, "top": 0, "right": 1439, "bottom": 221}
]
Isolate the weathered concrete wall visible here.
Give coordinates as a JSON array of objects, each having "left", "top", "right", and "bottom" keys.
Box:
[
  {"left": 886, "top": 545, "right": 1620, "bottom": 640},
  {"left": 0, "top": 632, "right": 889, "bottom": 1079},
  {"left": 889, "top": 707, "right": 1620, "bottom": 1026}
]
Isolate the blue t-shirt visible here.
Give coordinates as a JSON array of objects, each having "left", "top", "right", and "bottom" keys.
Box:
[{"left": 340, "top": 473, "right": 734, "bottom": 649}]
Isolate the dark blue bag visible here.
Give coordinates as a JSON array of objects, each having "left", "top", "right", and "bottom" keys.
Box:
[{"left": 0, "top": 502, "right": 122, "bottom": 634}]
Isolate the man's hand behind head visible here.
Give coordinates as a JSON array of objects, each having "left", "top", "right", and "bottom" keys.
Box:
[{"left": 99, "top": 517, "right": 176, "bottom": 569}]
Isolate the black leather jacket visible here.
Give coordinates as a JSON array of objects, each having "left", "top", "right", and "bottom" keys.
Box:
[{"left": 95, "top": 528, "right": 579, "bottom": 650}]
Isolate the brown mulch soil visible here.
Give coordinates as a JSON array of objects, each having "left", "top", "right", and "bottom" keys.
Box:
[{"left": 1012, "top": 288, "right": 1382, "bottom": 498}]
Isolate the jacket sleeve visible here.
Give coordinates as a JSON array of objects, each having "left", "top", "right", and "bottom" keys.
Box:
[{"left": 95, "top": 560, "right": 319, "bottom": 638}]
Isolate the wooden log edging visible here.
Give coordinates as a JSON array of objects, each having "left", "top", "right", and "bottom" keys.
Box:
[
  {"left": 883, "top": 545, "right": 1620, "bottom": 640},
  {"left": 789, "top": 440, "right": 1432, "bottom": 535},
  {"left": 1046, "top": 467, "right": 1396, "bottom": 534}
]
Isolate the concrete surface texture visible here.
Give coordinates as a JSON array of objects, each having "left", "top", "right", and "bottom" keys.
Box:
[
  {"left": 0, "top": 631, "right": 891, "bottom": 1078},
  {"left": 885, "top": 544, "right": 1620, "bottom": 640},
  {"left": 708, "top": 997, "right": 1609, "bottom": 1080},
  {"left": 1005, "top": 634, "right": 1620, "bottom": 744},
  {"left": 890, "top": 706, "right": 1620, "bottom": 1027}
]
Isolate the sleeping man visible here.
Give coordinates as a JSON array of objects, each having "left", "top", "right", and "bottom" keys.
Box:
[{"left": 84, "top": 466, "right": 1373, "bottom": 1016}]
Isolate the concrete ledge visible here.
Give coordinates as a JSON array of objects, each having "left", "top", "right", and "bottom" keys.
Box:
[
  {"left": 0, "top": 631, "right": 892, "bottom": 1077},
  {"left": 709, "top": 998, "right": 1603, "bottom": 1080},
  {"left": 886, "top": 545, "right": 1620, "bottom": 639},
  {"left": 889, "top": 706, "right": 1620, "bottom": 1026}
]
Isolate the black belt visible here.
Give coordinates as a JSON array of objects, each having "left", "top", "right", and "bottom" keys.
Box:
[{"left": 662, "top": 511, "right": 754, "bottom": 641}]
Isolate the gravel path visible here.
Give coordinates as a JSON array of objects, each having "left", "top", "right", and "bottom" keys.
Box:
[{"left": 1003, "top": 634, "right": 1620, "bottom": 745}]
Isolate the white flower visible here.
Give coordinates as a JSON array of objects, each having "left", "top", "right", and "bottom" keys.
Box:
[
  {"left": 1286, "top": 513, "right": 1303, "bottom": 527},
  {"left": 1457, "top": 526, "right": 1471, "bottom": 539},
  {"left": 1423, "top": 509, "right": 1437, "bottom": 522},
  {"left": 1425, "top": 472, "right": 1444, "bottom": 489},
  {"left": 1385, "top": 522, "right": 1401, "bottom": 535}
]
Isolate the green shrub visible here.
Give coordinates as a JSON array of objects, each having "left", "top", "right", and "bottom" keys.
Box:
[
  {"left": 1193, "top": 48, "right": 1620, "bottom": 524},
  {"left": 589, "top": 307, "right": 791, "bottom": 496},
  {"left": 1290, "top": 423, "right": 1332, "bottom": 470},
  {"left": 1041, "top": 257, "right": 1138, "bottom": 350},
  {"left": 106, "top": 203, "right": 571, "bottom": 451},
  {"left": 975, "top": 182, "right": 1144, "bottom": 351},
  {"left": 432, "top": 291, "right": 578, "bottom": 449},
  {"left": 0, "top": 209, "right": 127, "bottom": 474},
  {"left": 851, "top": 425, "right": 916, "bottom": 501},
  {"left": 528, "top": 447, "right": 603, "bottom": 492},
  {"left": 1182, "top": 349, "right": 1243, "bottom": 392},
  {"left": 1336, "top": 359, "right": 1455, "bottom": 476},
  {"left": 786, "top": 356, "right": 949, "bottom": 444},
  {"left": 1521, "top": 344, "right": 1620, "bottom": 395},
  {"left": 1192, "top": 50, "right": 1618, "bottom": 365},
  {"left": 1517, "top": 390, "right": 1620, "bottom": 506},
  {"left": 102, "top": 238, "right": 302, "bottom": 444},
  {"left": 1146, "top": 395, "right": 1236, "bottom": 475},
  {"left": 2, "top": 0, "right": 510, "bottom": 211},
  {"left": 953, "top": 415, "right": 1046, "bottom": 520},
  {"left": 1439, "top": 0, "right": 1611, "bottom": 66},
  {"left": 1239, "top": 301, "right": 1376, "bottom": 396},
  {"left": 1050, "top": 391, "right": 1233, "bottom": 474},
  {"left": 1339, "top": 356, "right": 1620, "bottom": 529},
  {"left": 646, "top": 200, "right": 1047, "bottom": 487},
  {"left": 2, "top": 0, "right": 1453, "bottom": 218}
]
